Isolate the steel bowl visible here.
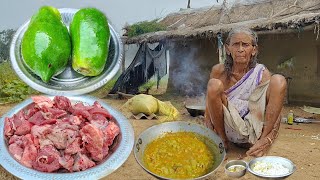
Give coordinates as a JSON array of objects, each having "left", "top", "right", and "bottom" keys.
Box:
[
  {"left": 134, "top": 121, "right": 226, "bottom": 180},
  {"left": 247, "top": 156, "right": 296, "bottom": 178},
  {"left": 0, "top": 95, "right": 134, "bottom": 180},
  {"left": 224, "top": 160, "right": 247, "bottom": 178},
  {"left": 185, "top": 105, "right": 205, "bottom": 117},
  {"left": 10, "top": 8, "right": 122, "bottom": 95}
]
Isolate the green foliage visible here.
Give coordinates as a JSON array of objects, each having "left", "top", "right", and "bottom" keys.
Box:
[
  {"left": 127, "top": 20, "right": 166, "bottom": 38},
  {"left": 0, "top": 80, "right": 39, "bottom": 104},
  {"left": 139, "top": 80, "right": 156, "bottom": 93},
  {"left": 277, "top": 57, "right": 295, "bottom": 70},
  {"left": 0, "top": 61, "right": 39, "bottom": 104},
  {"left": 0, "top": 61, "right": 19, "bottom": 83}
]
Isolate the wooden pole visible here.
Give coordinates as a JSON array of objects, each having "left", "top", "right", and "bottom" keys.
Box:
[{"left": 187, "top": 0, "right": 191, "bottom": 8}]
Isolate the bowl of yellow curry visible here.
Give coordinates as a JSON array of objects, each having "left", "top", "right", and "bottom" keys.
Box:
[{"left": 134, "top": 121, "right": 226, "bottom": 179}]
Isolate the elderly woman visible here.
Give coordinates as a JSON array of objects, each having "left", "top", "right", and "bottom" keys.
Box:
[{"left": 205, "top": 26, "right": 287, "bottom": 157}]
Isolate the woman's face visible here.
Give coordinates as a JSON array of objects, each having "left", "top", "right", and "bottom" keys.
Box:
[{"left": 226, "top": 32, "right": 257, "bottom": 65}]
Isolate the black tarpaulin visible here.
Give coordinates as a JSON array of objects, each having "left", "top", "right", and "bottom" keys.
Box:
[{"left": 110, "top": 42, "right": 167, "bottom": 94}]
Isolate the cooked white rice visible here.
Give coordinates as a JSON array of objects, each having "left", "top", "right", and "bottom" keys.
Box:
[{"left": 251, "top": 161, "right": 290, "bottom": 176}]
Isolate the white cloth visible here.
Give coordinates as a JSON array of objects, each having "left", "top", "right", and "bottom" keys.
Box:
[
  {"left": 225, "top": 64, "right": 265, "bottom": 118},
  {"left": 224, "top": 79, "right": 270, "bottom": 144}
]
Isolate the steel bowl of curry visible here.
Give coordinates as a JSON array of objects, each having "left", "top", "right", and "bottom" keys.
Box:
[{"left": 134, "top": 121, "right": 226, "bottom": 180}]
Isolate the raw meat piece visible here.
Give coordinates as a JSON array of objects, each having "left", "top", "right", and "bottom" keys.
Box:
[
  {"left": 15, "top": 120, "right": 32, "bottom": 136},
  {"left": 102, "top": 121, "right": 120, "bottom": 157},
  {"left": 31, "top": 96, "right": 54, "bottom": 109},
  {"left": 59, "top": 154, "right": 74, "bottom": 172},
  {"left": 23, "top": 103, "right": 39, "bottom": 119},
  {"left": 31, "top": 125, "right": 54, "bottom": 149},
  {"left": 47, "top": 122, "right": 79, "bottom": 150},
  {"left": 65, "top": 137, "right": 82, "bottom": 155},
  {"left": 69, "top": 102, "right": 93, "bottom": 119},
  {"left": 80, "top": 124, "right": 104, "bottom": 161},
  {"left": 8, "top": 134, "right": 37, "bottom": 168},
  {"left": 20, "top": 134, "right": 37, "bottom": 168},
  {"left": 43, "top": 107, "right": 68, "bottom": 119},
  {"left": 31, "top": 125, "right": 52, "bottom": 137},
  {"left": 5, "top": 95, "right": 120, "bottom": 173},
  {"left": 53, "top": 96, "right": 71, "bottom": 110},
  {"left": 72, "top": 153, "right": 95, "bottom": 172},
  {"left": 89, "top": 101, "right": 112, "bottom": 120},
  {"left": 5, "top": 109, "right": 34, "bottom": 136},
  {"left": 8, "top": 143, "right": 24, "bottom": 161},
  {"left": 33, "top": 145, "right": 61, "bottom": 172},
  {"left": 4, "top": 117, "right": 14, "bottom": 137},
  {"left": 28, "top": 111, "right": 46, "bottom": 125},
  {"left": 105, "top": 121, "right": 120, "bottom": 146}
]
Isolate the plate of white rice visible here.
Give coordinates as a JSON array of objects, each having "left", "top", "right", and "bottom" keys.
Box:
[{"left": 248, "top": 156, "right": 296, "bottom": 178}]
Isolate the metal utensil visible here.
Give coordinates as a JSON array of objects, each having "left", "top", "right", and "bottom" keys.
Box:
[
  {"left": 134, "top": 121, "right": 226, "bottom": 180},
  {"left": 0, "top": 95, "right": 134, "bottom": 180},
  {"left": 225, "top": 160, "right": 247, "bottom": 178},
  {"left": 10, "top": 8, "right": 122, "bottom": 95},
  {"left": 247, "top": 156, "right": 296, "bottom": 178},
  {"left": 294, "top": 117, "right": 320, "bottom": 123},
  {"left": 185, "top": 105, "right": 206, "bottom": 117}
]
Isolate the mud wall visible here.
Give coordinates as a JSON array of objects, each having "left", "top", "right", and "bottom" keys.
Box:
[{"left": 258, "top": 30, "right": 320, "bottom": 105}]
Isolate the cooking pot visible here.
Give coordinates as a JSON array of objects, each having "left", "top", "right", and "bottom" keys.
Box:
[
  {"left": 134, "top": 121, "right": 226, "bottom": 179},
  {"left": 185, "top": 105, "right": 206, "bottom": 117}
]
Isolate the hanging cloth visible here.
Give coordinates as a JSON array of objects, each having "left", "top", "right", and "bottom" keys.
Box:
[
  {"left": 110, "top": 42, "right": 167, "bottom": 94},
  {"left": 146, "top": 43, "right": 167, "bottom": 87}
]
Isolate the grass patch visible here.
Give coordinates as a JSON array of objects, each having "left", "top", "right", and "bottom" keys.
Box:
[
  {"left": 127, "top": 19, "right": 166, "bottom": 38},
  {"left": 0, "top": 61, "right": 19, "bottom": 84},
  {"left": 137, "top": 75, "right": 169, "bottom": 95},
  {"left": 138, "top": 80, "right": 156, "bottom": 94},
  {"left": 0, "top": 61, "right": 39, "bottom": 104}
]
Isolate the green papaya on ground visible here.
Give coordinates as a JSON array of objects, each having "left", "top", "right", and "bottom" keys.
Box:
[
  {"left": 70, "top": 8, "right": 110, "bottom": 76},
  {"left": 21, "top": 6, "right": 71, "bottom": 83}
]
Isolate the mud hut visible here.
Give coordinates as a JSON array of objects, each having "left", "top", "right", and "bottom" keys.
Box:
[{"left": 122, "top": 0, "right": 320, "bottom": 105}]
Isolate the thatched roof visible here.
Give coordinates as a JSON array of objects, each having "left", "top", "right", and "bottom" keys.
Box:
[{"left": 124, "top": 0, "right": 320, "bottom": 44}]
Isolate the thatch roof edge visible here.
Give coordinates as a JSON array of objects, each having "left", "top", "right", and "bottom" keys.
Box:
[
  {"left": 124, "top": 3, "right": 320, "bottom": 45},
  {"left": 124, "top": 12, "right": 320, "bottom": 44}
]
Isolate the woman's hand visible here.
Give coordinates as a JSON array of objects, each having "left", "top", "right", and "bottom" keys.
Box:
[
  {"left": 246, "top": 126, "right": 279, "bottom": 157},
  {"left": 246, "top": 137, "right": 271, "bottom": 157}
]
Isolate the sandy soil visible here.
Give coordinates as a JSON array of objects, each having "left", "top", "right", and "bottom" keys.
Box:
[{"left": 0, "top": 94, "right": 320, "bottom": 180}]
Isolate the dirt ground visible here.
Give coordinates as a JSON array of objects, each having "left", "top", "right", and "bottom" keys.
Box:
[{"left": 0, "top": 94, "right": 320, "bottom": 180}]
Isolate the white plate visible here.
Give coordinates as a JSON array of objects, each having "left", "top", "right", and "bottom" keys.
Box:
[
  {"left": 0, "top": 95, "right": 134, "bottom": 180},
  {"left": 10, "top": 8, "right": 122, "bottom": 95},
  {"left": 247, "top": 156, "right": 296, "bottom": 178}
]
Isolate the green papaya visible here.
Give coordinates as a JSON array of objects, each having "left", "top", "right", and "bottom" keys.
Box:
[
  {"left": 29, "top": 6, "right": 61, "bottom": 25},
  {"left": 21, "top": 6, "right": 71, "bottom": 83},
  {"left": 70, "top": 8, "right": 110, "bottom": 76}
]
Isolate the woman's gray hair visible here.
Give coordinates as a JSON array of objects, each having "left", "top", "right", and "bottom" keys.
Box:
[{"left": 224, "top": 26, "right": 259, "bottom": 79}]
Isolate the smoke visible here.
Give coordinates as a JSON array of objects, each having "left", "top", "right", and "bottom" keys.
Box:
[{"left": 169, "top": 43, "right": 209, "bottom": 97}]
